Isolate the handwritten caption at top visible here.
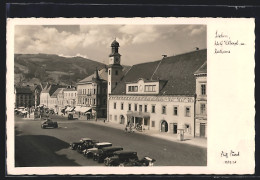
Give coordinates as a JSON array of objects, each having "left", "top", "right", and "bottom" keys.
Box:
[{"left": 214, "top": 31, "right": 245, "bottom": 54}]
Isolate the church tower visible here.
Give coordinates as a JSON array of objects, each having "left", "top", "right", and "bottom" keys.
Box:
[{"left": 107, "top": 39, "right": 123, "bottom": 95}]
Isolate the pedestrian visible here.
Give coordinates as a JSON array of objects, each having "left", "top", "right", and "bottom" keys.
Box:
[{"left": 103, "top": 119, "right": 105, "bottom": 123}]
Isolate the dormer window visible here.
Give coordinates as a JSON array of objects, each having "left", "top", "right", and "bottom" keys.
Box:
[
  {"left": 128, "top": 86, "right": 138, "bottom": 92},
  {"left": 145, "top": 85, "right": 156, "bottom": 92}
]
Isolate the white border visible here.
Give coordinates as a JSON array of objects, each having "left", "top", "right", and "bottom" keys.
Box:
[{"left": 6, "top": 17, "right": 255, "bottom": 175}]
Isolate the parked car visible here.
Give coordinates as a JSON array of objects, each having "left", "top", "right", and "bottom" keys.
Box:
[
  {"left": 69, "top": 138, "right": 98, "bottom": 151},
  {"left": 104, "top": 151, "right": 138, "bottom": 166},
  {"left": 103, "top": 151, "right": 155, "bottom": 166},
  {"left": 41, "top": 118, "right": 58, "bottom": 129},
  {"left": 76, "top": 139, "right": 99, "bottom": 153},
  {"left": 93, "top": 146, "right": 123, "bottom": 163},
  {"left": 83, "top": 142, "right": 112, "bottom": 158}
]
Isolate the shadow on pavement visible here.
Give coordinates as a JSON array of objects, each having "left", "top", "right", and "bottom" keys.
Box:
[{"left": 15, "top": 135, "right": 79, "bottom": 167}]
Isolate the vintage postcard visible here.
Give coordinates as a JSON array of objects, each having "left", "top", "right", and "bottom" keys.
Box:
[{"left": 6, "top": 18, "right": 255, "bottom": 175}]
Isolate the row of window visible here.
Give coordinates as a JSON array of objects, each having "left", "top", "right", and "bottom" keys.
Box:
[
  {"left": 144, "top": 85, "right": 156, "bottom": 92},
  {"left": 64, "top": 92, "right": 77, "bottom": 97},
  {"left": 127, "top": 85, "right": 156, "bottom": 92},
  {"left": 113, "top": 102, "right": 192, "bottom": 117},
  {"left": 128, "top": 86, "right": 138, "bottom": 92}
]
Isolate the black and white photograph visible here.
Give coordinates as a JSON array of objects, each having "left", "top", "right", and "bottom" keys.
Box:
[{"left": 6, "top": 18, "right": 255, "bottom": 175}]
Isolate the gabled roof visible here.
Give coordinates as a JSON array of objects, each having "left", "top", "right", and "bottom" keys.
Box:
[
  {"left": 50, "top": 88, "right": 63, "bottom": 98},
  {"left": 111, "top": 49, "right": 207, "bottom": 96},
  {"left": 41, "top": 84, "right": 66, "bottom": 96},
  {"left": 77, "top": 67, "right": 108, "bottom": 84},
  {"left": 194, "top": 61, "right": 207, "bottom": 75}
]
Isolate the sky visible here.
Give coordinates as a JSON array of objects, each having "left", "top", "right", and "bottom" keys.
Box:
[{"left": 15, "top": 25, "right": 206, "bottom": 66}]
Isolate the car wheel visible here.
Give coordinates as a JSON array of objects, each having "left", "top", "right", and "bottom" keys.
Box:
[{"left": 41, "top": 125, "right": 45, "bottom": 129}]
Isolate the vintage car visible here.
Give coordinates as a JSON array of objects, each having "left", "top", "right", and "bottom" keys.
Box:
[
  {"left": 93, "top": 146, "right": 123, "bottom": 163},
  {"left": 69, "top": 138, "right": 98, "bottom": 151},
  {"left": 104, "top": 151, "right": 156, "bottom": 166},
  {"left": 83, "top": 142, "right": 112, "bottom": 158},
  {"left": 41, "top": 118, "right": 58, "bottom": 129},
  {"left": 104, "top": 151, "right": 138, "bottom": 166}
]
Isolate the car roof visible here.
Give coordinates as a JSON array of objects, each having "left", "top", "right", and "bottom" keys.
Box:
[
  {"left": 81, "top": 138, "right": 91, "bottom": 141},
  {"left": 96, "top": 142, "right": 112, "bottom": 145},
  {"left": 102, "top": 146, "right": 123, "bottom": 151},
  {"left": 113, "top": 151, "right": 137, "bottom": 155}
]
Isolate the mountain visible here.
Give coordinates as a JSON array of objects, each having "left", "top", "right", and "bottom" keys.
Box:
[{"left": 14, "top": 54, "right": 129, "bottom": 86}]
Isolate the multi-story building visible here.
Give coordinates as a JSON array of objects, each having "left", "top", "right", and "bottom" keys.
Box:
[
  {"left": 107, "top": 40, "right": 207, "bottom": 137},
  {"left": 76, "top": 68, "right": 108, "bottom": 118},
  {"left": 40, "top": 83, "right": 65, "bottom": 109},
  {"left": 63, "top": 86, "right": 77, "bottom": 107},
  {"left": 194, "top": 62, "right": 207, "bottom": 137},
  {"left": 14, "top": 84, "right": 42, "bottom": 108}
]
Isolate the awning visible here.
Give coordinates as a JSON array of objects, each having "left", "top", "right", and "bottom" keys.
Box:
[
  {"left": 127, "top": 111, "right": 150, "bottom": 118},
  {"left": 65, "top": 106, "right": 72, "bottom": 112},
  {"left": 74, "top": 106, "right": 81, "bottom": 112},
  {"left": 79, "top": 107, "right": 92, "bottom": 113}
]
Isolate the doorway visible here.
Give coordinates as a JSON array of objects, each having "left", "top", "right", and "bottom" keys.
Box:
[
  {"left": 161, "top": 120, "right": 168, "bottom": 132},
  {"left": 200, "top": 123, "right": 206, "bottom": 137},
  {"left": 173, "top": 123, "right": 178, "bottom": 134}
]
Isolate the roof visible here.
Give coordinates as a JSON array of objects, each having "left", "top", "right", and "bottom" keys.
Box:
[
  {"left": 78, "top": 68, "right": 108, "bottom": 84},
  {"left": 50, "top": 88, "right": 63, "bottom": 98},
  {"left": 41, "top": 84, "right": 66, "bottom": 96},
  {"left": 16, "top": 87, "right": 32, "bottom": 94},
  {"left": 111, "top": 49, "right": 207, "bottom": 96},
  {"left": 63, "top": 88, "right": 77, "bottom": 92},
  {"left": 194, "top": 61, "right": 207, "bottom": 75},
  {"left": 111, "top": 39, "right": 119, "bottom": 47}
]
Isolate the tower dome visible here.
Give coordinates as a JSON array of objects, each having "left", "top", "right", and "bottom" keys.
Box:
[{"left": 111, "top": 39, "right": 119, "bottom": 47}]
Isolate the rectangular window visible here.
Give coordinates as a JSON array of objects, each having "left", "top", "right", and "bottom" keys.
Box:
[
  {"left": 173, "top": 106, "right": 178, "bottom": 116},
  {"left": 144, "top": 119, "right": 148, "bottom": 125},
  {"left": 144, "top": 85, "right": 156, "bottom": 92},
  {"left": 128, "top": 86, "right": 138, "bottom": 92},
  {"left": 201, "top": 84, "right": 206, "bottom": 95},
  {"left": 152, "top": 121, "right": 155, "bottom": 127},
  {"left": 144, "top": 105, "right": 147, "bottom": 112},
  {"left": 185, "top": 107, "right": 191, "bottom": 117},
  {"left": 134, "top": 104, "right": 137, "bottom": 111},
  {"left": 139, "top": 105, "right": 142, "bottom": 112},
  {"left": 128, "top": 104, "right": 131, "bottom": 111},
  {"left": 94, "top": 89, "right": 96, "bottom": 94},
  {"left": 162, "top": 106, "right": 166, "bottom": 114},
  {"left": 109, "top": 70, "right": 111, "bottom": 75},
  {"left": 152, "top": 105, "right": 156, "bottom": 113},
  {"left": 93, "top": 99, "right": 96, "bottom": 105},
  {"left": 200, "top": 103, "right": 206, "bottom": 115},
  {"left": 114, "top": 102, "right": 117, "bottom": 109},
  {"left": 121, "top": 103, "right": 124, "bottom": 110}
]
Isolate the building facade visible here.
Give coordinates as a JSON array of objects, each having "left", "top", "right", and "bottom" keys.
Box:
[
  {"left": 40, "top": 83, "right": 65, "bottom": 109},
  {"left": 15, "top": 84, "right": 42, "bottom": 108},
  {"left": 63, "top": 86, "right": 77, "bottom": 107},
  {"left": 194, "top": 62, "right": 207, "bottom": 137},
  {"left": 77, "top": 68, "right": 108, "bottom": 118},
  {"left": 107, "top": 40, "right": 207, "bottom": 137}
]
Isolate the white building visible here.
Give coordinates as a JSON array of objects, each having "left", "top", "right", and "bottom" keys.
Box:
[
  {"left": 107, "top": 40, "right": 207, "bottom": 137},
  {"left": 194, "top": 62, "right": 207, "bottom": 137}
]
